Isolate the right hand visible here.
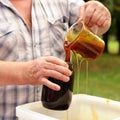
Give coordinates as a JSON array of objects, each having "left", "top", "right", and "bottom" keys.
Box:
[
  {"left": 24, "top": 56, "right": 72, "bottom": 91},
  {"left": 79, "top": 1, "right": 111, "bottom": 35}
]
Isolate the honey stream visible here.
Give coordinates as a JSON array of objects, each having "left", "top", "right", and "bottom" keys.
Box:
[
  {"left": 66, "top": 51, "right": 89, "bottom": 120},
  {"left": 64, "top": 38, "right": 89, "bottom": 120}
]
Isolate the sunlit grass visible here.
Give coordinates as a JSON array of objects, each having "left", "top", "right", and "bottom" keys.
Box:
[{"left": 108, "top": 36, "right": 119, "bottom": 54}]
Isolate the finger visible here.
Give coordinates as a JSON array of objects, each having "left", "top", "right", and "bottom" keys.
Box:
[
  {"left": 86, "top": 10, "right": 103, "bottom": 27},
  {"left": 44, "top": 62, "right": 72, "bottom": 76},
  {"left": 96, "top": 13, "right": 111, "bottom": 27},
  {"left": 103, "top": 19, "right": 111, "bottom": 28},
  {"left": 84, "top": 6, "right": 95, "bottom": 26},
  {"left": 45, "top": 56, "right": 68, "bottom": 68},
  {"left": 41, "top": 69, "right": 71, "bottom": 82},
  {"left": 97, "top": 19, "right": 111, "bottom": 34},
  {"left": 41, "top": 77, "right": 61, "bottom": 91}
]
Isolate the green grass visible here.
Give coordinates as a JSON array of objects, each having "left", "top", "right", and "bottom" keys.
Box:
[
  {"left": 73, "top": 39, "right": 120, "bottom": 101},
  {"left": 108, "top": 36, "right": 119, "bottom": 54}
]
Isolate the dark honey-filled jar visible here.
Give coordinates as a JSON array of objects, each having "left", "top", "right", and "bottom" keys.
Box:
[{"left": 41, "top": 62, "right": 74, "bottom": 110}]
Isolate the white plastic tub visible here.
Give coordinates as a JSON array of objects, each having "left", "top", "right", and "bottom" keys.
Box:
[{"left": 16, "top": 94, "right": 120, "bottom": 120}]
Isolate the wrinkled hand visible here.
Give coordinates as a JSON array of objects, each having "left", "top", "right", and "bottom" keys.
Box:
[
  {"left": 25, "top": 56, "right": 72, "bottom": 91},
  {"left": 79, "top": 0, "right": 111, "bottom": 35}
]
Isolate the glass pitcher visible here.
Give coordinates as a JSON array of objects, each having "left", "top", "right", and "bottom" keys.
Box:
[{"left": 64, "top": 21, "right": 105, "bottom": 60}]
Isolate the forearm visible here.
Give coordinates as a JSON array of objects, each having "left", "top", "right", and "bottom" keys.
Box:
[
  {"left": 0, "top": 61, "right": 28, "bottom": 85},
  {"left": 0, "top": 56, "right": 72, "bottom": 91}
]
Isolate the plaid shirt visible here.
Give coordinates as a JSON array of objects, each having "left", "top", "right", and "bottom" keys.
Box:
[{"left": 0, "top": 0, "right": 84, "bottom": 119}]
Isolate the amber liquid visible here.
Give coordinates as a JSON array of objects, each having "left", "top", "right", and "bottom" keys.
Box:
[
  {"left": 64, "top": 27, "right": 105, "bottom": 60},
  {"left": 41, "top": 63, "right": 74, "bottom": 110},
  {"left": 64, "top": 41, "right": 104, "bottom": 60}
]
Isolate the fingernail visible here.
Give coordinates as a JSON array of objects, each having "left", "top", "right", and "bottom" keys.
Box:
[
  {"left": 69, "top": 71, "right": 72, "bottom": 76},
  {"left": 54, "top": 85, "right": 61, "bottom": 91},
  {"left": 65, "top": 77, "right": 70, "bottom": 82}
]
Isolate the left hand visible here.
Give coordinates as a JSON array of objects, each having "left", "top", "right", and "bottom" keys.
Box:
[{"left": 79, "top": 0, "right": 111, "bottom": 35}]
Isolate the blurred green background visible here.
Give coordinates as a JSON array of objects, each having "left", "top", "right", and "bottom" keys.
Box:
[{"left": 73, "top": 0, "right": 120, "bottom": 101}]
